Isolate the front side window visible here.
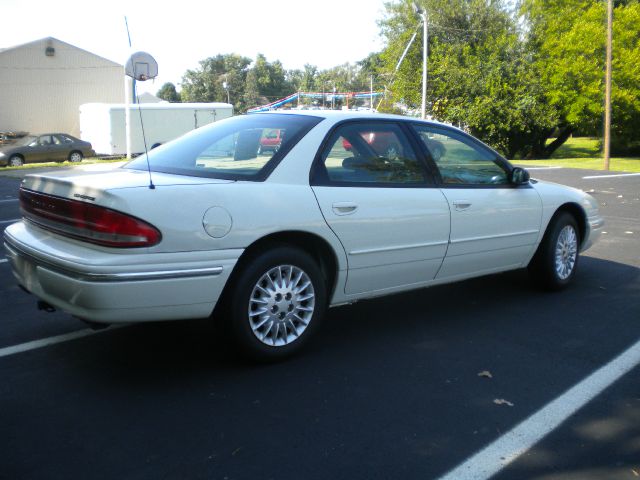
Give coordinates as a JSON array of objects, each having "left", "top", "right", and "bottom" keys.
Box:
[
  {"left": 315, "top": 122, "right": 426, "bottom": 186},
  {"left": 411, "top": 125, "right": 509, "bottom": 186},
  {"left": 33, "top": 135, "right": 52, "bottom": 147},
  {"left": 125, "top": 114, "right": 322, "bottom": 180}
]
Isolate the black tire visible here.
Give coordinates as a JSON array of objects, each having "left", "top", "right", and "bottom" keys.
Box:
[
  {"left": 226, "top": 246, "right": 327, "bottom": 361},
  {"left": 528, "top": 211, "right": 580, "bottom": 291},
  {"left": 8, "top": 155, "right": 24, "bottom": 167},
  {"left": 69, "top": 151, "right": 83, "bottom": 162}
]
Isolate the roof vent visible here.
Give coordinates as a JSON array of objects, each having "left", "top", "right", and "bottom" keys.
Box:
[{"left": 45, "top": 46, "right": 55, "bottom": 57}]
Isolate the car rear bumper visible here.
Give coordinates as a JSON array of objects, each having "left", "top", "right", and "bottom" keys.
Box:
[{"left": 4, "top": 222, "right": 241, "bottom": 324}]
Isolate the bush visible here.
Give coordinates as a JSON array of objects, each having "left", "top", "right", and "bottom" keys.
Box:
[{"left": 608, "top": 138, "right": 640, "bottom": 156}]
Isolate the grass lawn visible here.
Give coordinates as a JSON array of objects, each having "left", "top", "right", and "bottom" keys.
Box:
[
  {"left": 518, "top": 157, "right": 640, "bottom": 172},
  {"left": 517, "top": 137, "right": 640, "bottom": 173},
  {"left": 550, "top": 136, "right": 601, "bottom": 158},
  {"left": 2, "top": 157, "right": 126, "bottom": 171}
]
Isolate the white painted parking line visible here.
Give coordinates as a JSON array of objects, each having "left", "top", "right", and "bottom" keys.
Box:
[
  {"left": 583, "top": 173, "right": 640, "bottom": 179},
  {"left": 0, "top": 198, "right": 18, "bottom": 203},
  {"left": 437, "top": 337, "right": 640, "bottom": 480},
  {"left": 0, "top": 259, "right": 8, "bottom": 264},
  {"left": 0, "top": 327, "right": 122, "bottom": 359},
  {"left": 0, "top": 218, "right": 20, "bottom": 224}
]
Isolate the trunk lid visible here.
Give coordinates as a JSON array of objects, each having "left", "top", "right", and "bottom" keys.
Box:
[{"left": 21, "top": 167, "right": 233, "bottom": 201}]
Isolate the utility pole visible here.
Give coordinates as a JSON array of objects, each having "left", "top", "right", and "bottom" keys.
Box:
[
  {"left": 223, "top": 75, "right": 230, "bottom": 104},
  {"left": 603, "top": 0, "right": 613, "bottom": 170},
  {"left": 370, "top": 75, "right": 374, "bottom": 111},
  {"left": 413, "top": 4, "right": 428, "bottom": 119},
  {"left": 124, "top": 76, "right": 132, "bottom": 160},
  {"left": 124, "top": 16, "right": 133, "bottom": 160}
]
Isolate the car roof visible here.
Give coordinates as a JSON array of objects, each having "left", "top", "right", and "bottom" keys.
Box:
[
  {"left": 251, "top": 110, "right": 463, "bottom": 132},
  {"left": 31, "top": 133, "right": 78, "bottom": 138}
]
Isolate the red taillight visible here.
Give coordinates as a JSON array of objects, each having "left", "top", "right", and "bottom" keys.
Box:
[{"left": 19, "top": 188, "right": 161, "bottom": 248}]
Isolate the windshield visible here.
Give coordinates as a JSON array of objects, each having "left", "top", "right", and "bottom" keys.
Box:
[{"left": 125, "top": 114, "right": 323, "bottom": 181}]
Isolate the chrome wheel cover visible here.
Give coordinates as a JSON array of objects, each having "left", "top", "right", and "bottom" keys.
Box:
[
  {"left": 70, "top": 152, "right": 82, "bottom": 162},
  {"left": 554, "top": 225, "right": 578, "bottom": 280},
  {"left": 248, "top": 265, "right": 315, "bottom": 347}
]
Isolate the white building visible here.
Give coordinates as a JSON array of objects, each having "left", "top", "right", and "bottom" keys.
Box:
[
  {"left": 137, "top": 92, "right": 166, "bottom": 103},
  {"left": 0, "top": 37, "right": 126, "bottom": 137}
]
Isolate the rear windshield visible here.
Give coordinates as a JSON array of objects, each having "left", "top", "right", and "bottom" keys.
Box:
[{"left": 125, "top": 114, "right": 322, "bottom": 181}]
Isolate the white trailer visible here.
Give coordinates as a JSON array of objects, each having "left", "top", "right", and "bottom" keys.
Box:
[{"left": 79, "top": 102, "right": 233, "bottom": 155}]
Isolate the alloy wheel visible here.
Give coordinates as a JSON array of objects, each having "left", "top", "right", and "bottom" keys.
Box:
[
  {"left": 248, "top": 264, "right": 315, "bottom": 347},
  {"left": 554, "top": 225, "right": 578, "bottom": 280}
]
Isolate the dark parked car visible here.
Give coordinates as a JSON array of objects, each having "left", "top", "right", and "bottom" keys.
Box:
[{"left": 0, "top": 133, "right": 95, "bottom": 167}]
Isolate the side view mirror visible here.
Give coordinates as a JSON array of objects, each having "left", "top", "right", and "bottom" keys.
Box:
[{"left": 510, "top": 167, "right": 530, "bottom": 185}]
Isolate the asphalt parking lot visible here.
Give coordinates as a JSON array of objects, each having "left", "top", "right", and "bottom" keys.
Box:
[{"left": 0, "top": 165, "right": 639, "bottom": 480}]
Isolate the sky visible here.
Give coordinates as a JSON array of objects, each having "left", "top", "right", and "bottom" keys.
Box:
[{"left": 1, "top": 0, "right": 387, "bottom": 95}]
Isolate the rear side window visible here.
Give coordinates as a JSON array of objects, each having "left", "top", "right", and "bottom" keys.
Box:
[
  {"left": 56, "top": 134, "right": 75, "bottom": 144},
  {"left": 314, "top": 122, "right": 427, "bottom": 186},
  {"left": 125, "top": 114, "right": 322, "bottom": 181}
]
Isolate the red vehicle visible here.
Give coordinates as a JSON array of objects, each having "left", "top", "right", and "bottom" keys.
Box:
[
  {"left": 258, "top": 129, "right": 283, "bottom": 154},
  {"left": 342, "top": 131, "right": 401, "bottom": 159},
  {"left": 342, "top": 130, "right": 445, "bottom": 161}
]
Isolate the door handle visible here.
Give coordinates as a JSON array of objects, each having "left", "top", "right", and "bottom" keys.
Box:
[
  {"left": 332, "top": 202, "right": 358, "bottom": 215},
  {"left": 452, "top": 200, "right": 472, "bottom": 211}
]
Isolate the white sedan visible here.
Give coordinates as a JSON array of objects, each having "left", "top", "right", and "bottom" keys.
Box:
[{"left": 4, "top": 112, "right": 603, "bottom": 360}]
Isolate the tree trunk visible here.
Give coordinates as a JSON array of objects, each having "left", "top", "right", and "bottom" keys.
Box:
[
  {"left": 541, "top": 126, "right": 574, "bottom": 159},
  {"left": 525, "top": 128, "right": 555, "bottom": 159}
]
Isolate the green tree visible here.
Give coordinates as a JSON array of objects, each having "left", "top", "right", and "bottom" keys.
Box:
[
  {"left": 520, "top": 0, "right": 640, "bottom": 155},
  {"left": 180, "top": 54, "right": 252, "bottom": 111},
  {"left": 286, "top": 68, "right": 304, "bottom": 92},
  {"left": 250, "top": 54, "right": 292, "bottom": 102},
  {"left": 156, "top": 82, "right": 181, "bottom": 102},
  {"left": 378, "top": 0, "right": 558, "bottom": 158},
  {"left": 243, "top": 68, "right": 260, "bottom": 108},
  {"left": 285, "top": 60, "right": 383, "bottom": 109},
  {"left": 300, "top": 64, "right": 319, "bottom": 93}
]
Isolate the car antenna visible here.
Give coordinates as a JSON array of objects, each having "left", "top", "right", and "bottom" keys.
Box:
[{"left": 124, "top": 17, "right": 158, "bottom": 190}]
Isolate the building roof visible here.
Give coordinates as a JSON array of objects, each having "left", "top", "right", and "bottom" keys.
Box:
[
  {"left": 0, "top": 36, "right": 122, "bottom": 67},
  {"left": 137, "top": 92, "right": 166, "bottom": 104}
]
